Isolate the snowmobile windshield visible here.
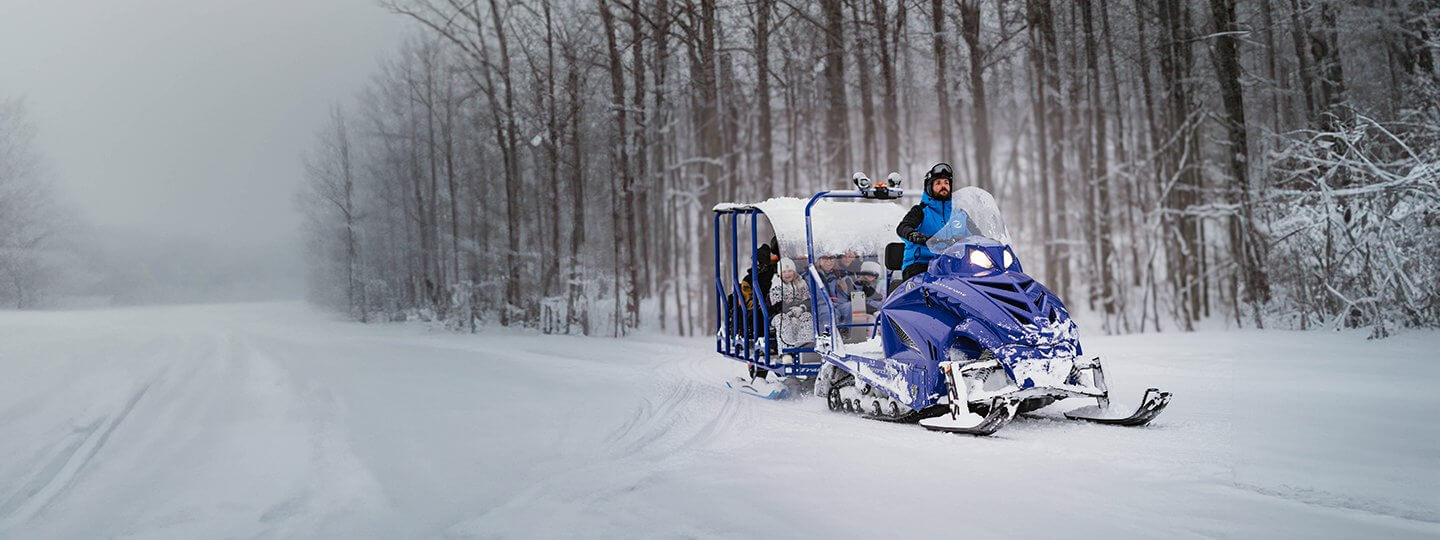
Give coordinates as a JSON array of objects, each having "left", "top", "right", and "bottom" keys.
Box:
[{"left": 926, "top": 186, "right": 1012, "bottom": 253}]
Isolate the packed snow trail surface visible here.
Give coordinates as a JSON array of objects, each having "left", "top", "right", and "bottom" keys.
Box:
[{"left": 0, "top": 303, "right": 1437, "bottom": 539}]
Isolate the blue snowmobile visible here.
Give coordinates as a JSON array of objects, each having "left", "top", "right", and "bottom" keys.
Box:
[{"left": 713, "top": 173, "right": 1170, "bottom": 436}]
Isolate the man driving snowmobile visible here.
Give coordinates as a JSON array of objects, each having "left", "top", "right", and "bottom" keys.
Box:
[{"left": 895, "top": 162, "right": 955, "bottom": 280}]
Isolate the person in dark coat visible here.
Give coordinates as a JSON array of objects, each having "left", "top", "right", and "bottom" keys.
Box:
[
  {"left": 895, "top": 162, "right": 955, "bottom": 280},
  {"left": 739, "top": 238, "right": 779, "bottom": 313}
]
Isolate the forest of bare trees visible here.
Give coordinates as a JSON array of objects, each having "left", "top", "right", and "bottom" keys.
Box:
[{"left": 300, "top": 0, "right": 1440, "bottom": 337}]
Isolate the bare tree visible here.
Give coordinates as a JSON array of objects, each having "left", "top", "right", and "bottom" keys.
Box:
[{"left": 0, "top": 98, "right": 68, "bottom": 309}]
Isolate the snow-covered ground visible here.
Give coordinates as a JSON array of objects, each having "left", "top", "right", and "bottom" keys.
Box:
[{"left": 0, "top": 302, "right": 1436, "bottom": 538}]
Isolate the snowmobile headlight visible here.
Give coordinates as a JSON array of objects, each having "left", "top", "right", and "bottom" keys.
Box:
[
  {"left": 968, "top": 248, "right": 995, "bottom": 269},
  {"left": 1003, "top": 248, "right": 1014, "bottom": 269}
]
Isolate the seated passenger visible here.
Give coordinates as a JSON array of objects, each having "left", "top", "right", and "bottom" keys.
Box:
[
  {"left": 813, "top": 254, "right": 854, "bottom": 326},
  {"left": 853, "top": 261, "right": 888, "bottom": 314},
  {"left": 738, "top": 240, "right": 778, "bottom": 312},
  {"left": 838, "top": 250, "right": 862, "bottom": 274},
  {"left": 769, "top": 258, "right": 813, "bottom": 351}
]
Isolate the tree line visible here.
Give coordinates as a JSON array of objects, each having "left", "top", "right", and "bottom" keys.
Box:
[{"left": 299, "top": 0, "right": 1440, "bottom": 337}]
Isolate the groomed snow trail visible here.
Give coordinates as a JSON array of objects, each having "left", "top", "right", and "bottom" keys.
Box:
[{"left": 0, "top": 303, "right": 1436, "bottom": 539}]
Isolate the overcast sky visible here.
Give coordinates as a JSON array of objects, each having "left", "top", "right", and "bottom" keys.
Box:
[{"left": 0, "top": 0, "right": 409, "bottom": 297}]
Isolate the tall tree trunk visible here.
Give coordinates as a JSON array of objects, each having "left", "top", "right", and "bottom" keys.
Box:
[
  {"left": 959, "top": 0, "right": 991, "bottom": 189},
  {"left": 755, "top": 0, "right": 775, "bottom": 184},
  {"left": 1081, "top": 0, "right": 1115, "bottom": 325},
  {"left": 333, "top": 108, "right": 360, "bottom": 321},
  {"left": 1100, "top": 0, "right": 1139, "bottom": 301},
  {"left": 931, "top": 0, "right": 955, "bottom": 160},
  {"left": 1026, "top": 0, "right": 1057, "bottom": 291},
  {"left": 543, "top": 0, "right": 562, "bottom": 301},
  {"left": 653, "top": 0, "right": 675, "bottom": 331},
  {"left": 442, "top": 71, "right": 462, "bottom": 318},
  {"left": 1157, "top": 0, "right": 1193, "bottom": 329},
  {"left": 419, "top": 49, "right": 446, "bottom": 317},
  {"left": 599, "top": 0, "right": 633, "bottom": 336},
  {"left": 563, "top": 43, "right": 589, "bottom": 335},
  {"left": 1211, "top": 0, "right": 1270, "bottom": 326},
  {"left": 871, "top": 0, "right": 900, "bottom": 172},
  {"left": 849, "top": 0, "right": 877, "bottom": 169},
  {"left": 629, "top": 0, "right": 648, "bottom": 316},
  {"left": 1288, "top": 0, "right": 1318, "bottom": 120},
  {"left": 1038, "top": 0, "right": 1070, "bottom": 301},
  {"left": 1260, "top": 0, "right": 1285, "bottom": 132},
  {"left": 693, "top": 0, "right": 722, "bottom": 334},
  {"left": 822, "top": 0, "right": 850, "bottom": 181},
  {"left": 1310, "top": 0, "right": 1348, "bottom": 127}
]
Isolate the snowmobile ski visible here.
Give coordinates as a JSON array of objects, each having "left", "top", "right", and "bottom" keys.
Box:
[
  {"left": 1063, "top": 388, "right": 1172, "bottom": 426},
  {"left": 726, "top": 376, "right": 791, "bottom": 400},
  {"left": 918, "top": 398, "right": 1018, "bottom": 436},
  {"left": 915, "top": 361, "right": 1018, "bottom": 436}
]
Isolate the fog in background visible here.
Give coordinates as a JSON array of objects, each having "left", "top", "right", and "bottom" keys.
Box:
[{"left": 0, "top": 0, "right": 408, "bottom": 304}]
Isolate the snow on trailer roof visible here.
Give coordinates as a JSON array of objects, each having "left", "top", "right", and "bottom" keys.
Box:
[{"left": 714, "top": 196, "right": 910, "bottom": 258}]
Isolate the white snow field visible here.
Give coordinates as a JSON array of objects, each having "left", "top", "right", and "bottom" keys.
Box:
[{"left": 1, "top": 303, "right": 1437, "bottom": 539}]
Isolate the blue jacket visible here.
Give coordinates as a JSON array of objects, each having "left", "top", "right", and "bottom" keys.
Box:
[{"left": 899, "top": 192, "right": 953, "bottom": 270}]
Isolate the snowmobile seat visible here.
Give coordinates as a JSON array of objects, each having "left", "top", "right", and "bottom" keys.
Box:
[
  {"left": 882, "top": 242, "right": 908, "bottom": 293},
  {"left": 884, "top": 242, "right": 905, "bottom": 271}
]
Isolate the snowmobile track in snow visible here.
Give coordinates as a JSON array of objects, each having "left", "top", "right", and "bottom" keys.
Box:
[
  {"left": 0, "top": 379, "right": 155, "bottom": 526},
  {"left": 603, "top": 361, "right": 741, "bottom": 461}
]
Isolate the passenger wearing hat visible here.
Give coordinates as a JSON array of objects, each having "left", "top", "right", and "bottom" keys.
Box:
[
  {"left": 738, "top": 236, "right": 780, "bottom": 313},
  {"left": 768, "top": 257, "right": 813, "bottom": 351}
]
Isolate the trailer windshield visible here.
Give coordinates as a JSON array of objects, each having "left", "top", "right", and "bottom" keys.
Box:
[{"left": 926, "top": 186, "right": 1012, "bottom": 253}]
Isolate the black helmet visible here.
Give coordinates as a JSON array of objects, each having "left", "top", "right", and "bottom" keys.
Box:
[{"left": 924, "top": 162, "right": 954, "bottom": 199}]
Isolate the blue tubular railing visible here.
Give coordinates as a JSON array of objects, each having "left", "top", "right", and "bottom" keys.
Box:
[
  {"left": 713, "top": 207, "right": 780, "bottom": 372},
  {"left": 728, "top": 213, "right": 745, "bottom": 361},
  {"left": 748, "top": 211, "right": 770, "bottom": 368},
  {"left": 716, "top": 189, "right": 915, "bottom": 375},
  {"left": 802, "top": 190, "right": 922, "bottom": 349},
  {"left": 713, "top": 212, "right": 726, "bottom": 356},
  {"left": 743, "top": 214, "right": 754, "bottom": 362},
  {"left": 804, "top": 191, "right": 874, "bottom": 352},
  {"left": 806, "top": 265, "right": 840, "bottom": 352},
  {"left": 802, "top": 192, "right": 829, "bottom": 350}
]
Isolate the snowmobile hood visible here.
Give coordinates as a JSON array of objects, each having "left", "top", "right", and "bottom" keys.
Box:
[{"left": 920, "top": 270, "right": 1076, "bottom": 350}]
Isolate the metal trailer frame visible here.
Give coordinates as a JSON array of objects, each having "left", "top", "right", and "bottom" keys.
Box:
[{"left": 712, "top": 190, "right": 918, "bottom": 378}]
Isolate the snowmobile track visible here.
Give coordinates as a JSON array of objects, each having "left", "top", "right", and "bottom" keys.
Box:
[{"left": 0, "top": 380, "right": 154, "bottom": 525}]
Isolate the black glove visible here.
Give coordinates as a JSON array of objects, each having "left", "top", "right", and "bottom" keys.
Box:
[
  {"left": 906, "top": 231, "right": 928, "bottom": 244},
  {"left": 861, "top": 284, "right": 876, "bottom": 297}
]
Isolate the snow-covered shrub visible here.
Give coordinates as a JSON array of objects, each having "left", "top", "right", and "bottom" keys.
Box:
[{"left": 1263, "top": 88, "right": 1440, "bottom": 336}]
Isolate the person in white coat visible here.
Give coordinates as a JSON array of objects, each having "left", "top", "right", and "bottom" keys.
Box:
[{"left": 768, "top": 257, "right": 813, "bottom": 351}]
